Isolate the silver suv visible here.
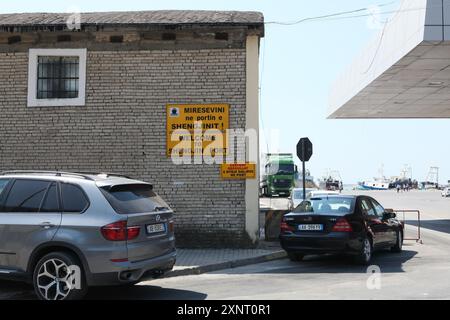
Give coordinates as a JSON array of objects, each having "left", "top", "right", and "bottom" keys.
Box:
[{"left": 0, "top": 171, "right": 176, "bottom": 300}]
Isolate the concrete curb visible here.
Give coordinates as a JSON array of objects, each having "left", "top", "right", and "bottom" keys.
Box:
[{"left": 164, "top": 250, "right": 287, "bottom": 278}]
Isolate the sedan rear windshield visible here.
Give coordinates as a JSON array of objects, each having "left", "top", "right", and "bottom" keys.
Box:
[
  {"left": 100, "top": 184, "right": 170, "bottom": 214},
  {"left": 293, "top": 197, "right": 354, "bottom": 215}
]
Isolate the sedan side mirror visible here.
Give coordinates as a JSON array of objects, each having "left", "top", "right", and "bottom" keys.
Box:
[{"left": 384, "top": 209, "right": 396, "bottom": 219}]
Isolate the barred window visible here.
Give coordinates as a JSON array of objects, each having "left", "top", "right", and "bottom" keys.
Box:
[
  {"left": 37, "top": 56, "right": 79, "bottom": 99},
  {"left": 28, "top": 49, "right": 86, "bottom": 107}
]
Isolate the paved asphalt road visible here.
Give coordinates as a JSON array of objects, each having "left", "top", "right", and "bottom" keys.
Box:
[
  {"left": 85, "top": 227, "right": 450, "bottom": 300},
  {"left": 3, "top": 217, "right": 449, "bottom": 300},
  {"left": 1, "top": 190, "right": 450, "bottom": 300}
]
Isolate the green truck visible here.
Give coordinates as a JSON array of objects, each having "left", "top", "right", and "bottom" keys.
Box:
[{"left": 260, "top": 153, "right": 298, "bottom": 197}]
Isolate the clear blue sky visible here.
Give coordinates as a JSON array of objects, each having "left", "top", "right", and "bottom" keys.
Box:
[{"left": 2, "top": 0, "right": 449, "bottom": 184}]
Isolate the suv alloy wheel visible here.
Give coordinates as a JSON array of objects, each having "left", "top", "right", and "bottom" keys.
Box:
[{"left": 33, "top": 252, "right": 88, "bottom": 300}]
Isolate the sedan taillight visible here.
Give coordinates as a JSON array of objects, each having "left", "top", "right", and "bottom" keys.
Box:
[
  {"left": 101, "top": 221, "right": 140, "bottom": 241},
  {"left": 280, "top": 218, "right": 295, "bottom": 233},
  {"left": 332, "top": 218, "right": 353, "bottom": 232}
]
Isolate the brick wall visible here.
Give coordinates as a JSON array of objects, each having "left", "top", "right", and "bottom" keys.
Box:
[{"left": 0, "top": 47, "right": 253, "bottom": 248}]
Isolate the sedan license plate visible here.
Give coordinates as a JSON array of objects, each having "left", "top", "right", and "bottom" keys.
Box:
[
  {"left": 298, "top": 224, "right": 323, "bottom": 231},
  {"left": 146, "top": 223, "right": 166, "bottom": 234}
]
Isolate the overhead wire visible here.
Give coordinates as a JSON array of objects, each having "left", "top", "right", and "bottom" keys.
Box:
[
  {"left": 259, "top": 0, "right": 446, "bottom": 150},
  {"left": 264, "top": 1, "right": 398, "bottom": 25}
]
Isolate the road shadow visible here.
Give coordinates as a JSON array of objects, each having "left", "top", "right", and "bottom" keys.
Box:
[
  {"left": 0, "top": 279, "right": 207, "bottom": 301},
  {"left": 217, "top": 249, "right": 418, "bottom": 275},
  {"left": 0, "top": 279, "right": 35, "bottom": 300},
  {"left": 86, "top": 285, "right": 207, "bottom": 300},
  {"left": 406, "top": 219, "right": 450, "bottom": 234}
]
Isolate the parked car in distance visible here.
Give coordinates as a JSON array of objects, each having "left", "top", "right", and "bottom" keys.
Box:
[
  {"left": 308, "top": 190, "right": 341, "bottom": 198},
  {"left": 289, "top": 188, "right": 318, "bottom": 209},
  {"left": 280, "top": 195, "right": 403, "bottom": 265},
  {"left": 0, "top": 171, "right": 176, "bottom": 300},
  {"left": 442, "top": 187, "right": 450, "bottom": 197},
  {"left": 289, "top": 189, "right": 341, "bottom": 210}
]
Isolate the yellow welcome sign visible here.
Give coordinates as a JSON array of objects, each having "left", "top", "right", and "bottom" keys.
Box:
[{"left": 166, "top": 104, "right": 229, "bottom": 157}]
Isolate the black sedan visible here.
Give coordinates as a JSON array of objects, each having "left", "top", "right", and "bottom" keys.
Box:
[{"left": 279, "top": 195, "right": 404, "bottom": 264}]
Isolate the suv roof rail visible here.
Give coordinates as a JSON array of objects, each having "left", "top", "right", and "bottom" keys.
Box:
[
  {"left": 75, "top": 172, "right": 133, "bottom": 179},
  {"left": 0, "top": 170, "right": 96, "bottom": 181}
]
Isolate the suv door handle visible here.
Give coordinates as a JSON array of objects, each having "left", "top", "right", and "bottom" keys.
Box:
[{"left": 39, "top": 222, "right": 55, "bottom": 229}]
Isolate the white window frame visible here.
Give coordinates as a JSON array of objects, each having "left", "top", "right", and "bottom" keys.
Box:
[{"left": 27, "top": 48, "right": 87, "bottom": 107}]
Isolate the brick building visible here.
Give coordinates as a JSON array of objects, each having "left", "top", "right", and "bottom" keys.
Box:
[{"left": 0, "top": 11, "right": 264, "bottom": 247}]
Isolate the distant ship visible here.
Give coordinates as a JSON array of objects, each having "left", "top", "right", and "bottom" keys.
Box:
[
  {"left": 358, "top": 179, "right": 390, "bottom": 190},
  {"left": 319, "top": 170, "right": 343, "bottom": 191},
  {"left": 357, "top": 164, "right": 390, "bottom": 190},
  {"left": 388, "top": 165, "right": 418, "bottom": 189},
  {"left": 420, "top": 167, "right": 440, "bottom": 190}
]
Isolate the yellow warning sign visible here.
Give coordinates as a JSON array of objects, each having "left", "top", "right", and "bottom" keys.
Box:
[
  {"left": 221, "top": 163, "right": 256, "bottom": 180},
  {"left": 167, "top": 104, "right": 229, "bottom": 157}
]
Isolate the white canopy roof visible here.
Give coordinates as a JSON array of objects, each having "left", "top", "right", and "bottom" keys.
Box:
[{"left": 329, "top": 0, "right": 450, "bottom": 118}]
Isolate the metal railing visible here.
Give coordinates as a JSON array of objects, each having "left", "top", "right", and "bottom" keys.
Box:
[{"left": 395, "top": 209, "right": 422, "bottom": 244}]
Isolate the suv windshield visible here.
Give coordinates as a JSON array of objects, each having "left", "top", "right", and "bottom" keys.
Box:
[
  {"left": 293, "top": 197, "right": 355, "bottom": 215},
  {"left": 100, "top": 184, "right": 170, "bottom": 214}
]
